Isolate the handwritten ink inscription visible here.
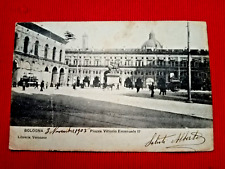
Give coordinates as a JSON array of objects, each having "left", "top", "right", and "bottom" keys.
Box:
[
  {"left": 145, "top": 131, "right": 206, "bottom": 151},
  {"left": 45, "top": 127, "right": 87, "bottom": 135}
]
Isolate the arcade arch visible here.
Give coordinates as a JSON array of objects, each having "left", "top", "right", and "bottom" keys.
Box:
[
  {"left": 51, "top": 67, "right": 58, "bottom": 85},
  {"left": 59, "top": 68, "right": 64, "bottom": 86}
]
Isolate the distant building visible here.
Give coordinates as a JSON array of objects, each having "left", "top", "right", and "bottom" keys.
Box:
[
  {"left": 141, "top": 32, "right": 163, "bottom": 50},
  {"left": 82, "top": 33, "right": 88, "bottom": 51},
  {"left": 13, "top": 22, "right": 69, "bottom": 86},
  {"left": 65, "top": 32, "right": 210, "bottom": 90}
]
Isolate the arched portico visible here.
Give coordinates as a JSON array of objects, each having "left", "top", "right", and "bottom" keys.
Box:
[
  {"left": 51, "top": 67, "right": 58, "bottom": 86},
  {"left": 59, "top": 68, "right": 64, "bottom": 86},
  {"left": 124, "top": 77, "right": 133, "bottom": 88},
  {"left": 93, "top": 76, "right": 100, "bottom": 87}
]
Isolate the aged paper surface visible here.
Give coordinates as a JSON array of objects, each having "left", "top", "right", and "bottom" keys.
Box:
[{"left": 10, "top": 21, "right": 213, "bottom": 152}]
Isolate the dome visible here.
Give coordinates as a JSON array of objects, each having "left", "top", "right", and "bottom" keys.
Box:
[{"left": 141, "top": 32, "right": 162, "bottom": 50}]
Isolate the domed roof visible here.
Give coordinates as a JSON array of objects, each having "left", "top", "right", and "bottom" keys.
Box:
[{"left": 141, "top": 32, "right": 162, "bottom": 50}]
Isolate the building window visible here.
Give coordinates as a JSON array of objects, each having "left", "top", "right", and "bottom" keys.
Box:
[
  {"left": 147, "top": 60, "right": 151, "bottom": 66},
  {"left": 125, "top": 60, "right": 132, "bottom": 66},
  {"left": 23, "top": 36, "right": 29, "bottom": 54},
  {"left": 183, "top": 61, "right": 187, "bottom": 67},
  {"left": 34, "top": 41, "right": 39, "bottom": 56},
  {"left": 74, "top": 59, "right": 77, "bottom": 65},
  {"left": 14, "top": 32, "right": 18, "bottom": 50},
  {"left": 136, "top": 60, "right": 142, "bottom": 67},
  {"left": 170, "top": 61, "right": 175, "bottom": 67},
  {"left": 59, "top": 50, "right": 62, "bottom": 62},
  {"left": 191, "top": 60, "right": 194, "bottom": 67},
  {"left": 84, "top": 59, "right": 89, "bottom": 66},
  {"left": 94, "top": 60, "right": 100, "bottom": 66},
  {"left": 52, "top": 47, "right": 56, "bottom": 60},
  {"left": 159, "top": 61, "right": 163, "bottom": 66},
  {"left": 44, "top": 44, "right": 48, "bottom": 58}
]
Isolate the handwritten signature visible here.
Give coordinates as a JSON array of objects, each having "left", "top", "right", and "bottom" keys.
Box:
[{"left": 145, "top": 131, "right": 206, "bottom": 151}]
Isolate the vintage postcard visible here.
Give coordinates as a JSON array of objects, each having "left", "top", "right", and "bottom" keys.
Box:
[{"left": 9, "top": 21, "right": 213, "bottom": 152}]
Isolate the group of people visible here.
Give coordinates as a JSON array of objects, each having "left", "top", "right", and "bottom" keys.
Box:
[
  {"left": 22, "top": 81, "right": 61, "bottom": 91},
  {"left": 136, "top": 82, "right": 155, "bottom": 97},
  {"left": 135, "top": 82, "right": 167, "bottom": 97},
  {"left": 21, "top": 79, "right": 167, "bottom": 96},
  {"left": 33, "top": 81, "right": 46, "bottom": 91}
]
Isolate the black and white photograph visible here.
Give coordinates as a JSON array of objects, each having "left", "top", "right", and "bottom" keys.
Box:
[{"left": 9, "top": 21, "right": 213, "bottom": 152}]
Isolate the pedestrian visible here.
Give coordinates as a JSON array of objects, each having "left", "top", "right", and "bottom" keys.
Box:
[
  {"left": 159, "top": 86, "right": 163, "bottom": 95},
  {"left": 116, "top": 83, "right": 119, "bottom": 90},
  {"left": 136, "top": 80, "right": 141, "bottom": 93},
  {"left": 46, "top": 82, "right": 48, "bottom": 89},
  {"left": 56, "top": 82, "right": 59, "bottom": 89},
  {"left": 34, "top": 81, "right": 38, "bottom": 89},
  {"left": 136, "top": 85, "right": 140, "bottom": 93},
  {"left": 162, "top": 84, "right": 167, "bottom": 95},
  {"left": 73, "top": 82, "right": 76, "bottom": 90},
  {"left": 40, "top": 80, "right": 44, "bottom": 91},
  {"left": 159, "top": 82, "right": 166, "bottom": 96},
  {"left": 22, "top": 81, "right": 26, "bottom": 91},
  {"left": 77, "top": 79, "right": 80, "bottom": 87},
  {"left": 150, "top": 82, "right": 154, "bottom": 97}
]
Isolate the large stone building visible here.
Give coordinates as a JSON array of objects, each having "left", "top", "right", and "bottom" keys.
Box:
[
  {"left": 13, "top": 23, "right": 69, "bottom": 86},
  {"left": 12, "top": 23, "right": 210, "bottom": 90},
  {"left": 65, "top": 32, "right": 210, "bottom": 90}
]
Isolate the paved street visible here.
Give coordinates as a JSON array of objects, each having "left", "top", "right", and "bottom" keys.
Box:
[{"left": 10, "top": 86, "right": 213, "bottom": 128}]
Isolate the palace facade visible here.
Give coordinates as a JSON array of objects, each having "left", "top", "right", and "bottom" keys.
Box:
[
  {"left": 13, "top": 23, "right": 69, "bottom": 86},
  {"left": 65, "top": 32, "right": 210, "bottom": 90}
]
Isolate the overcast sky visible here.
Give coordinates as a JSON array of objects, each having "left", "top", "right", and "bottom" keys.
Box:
[{"left": 35, "top": 21, "right": 208, "bottom": 50}]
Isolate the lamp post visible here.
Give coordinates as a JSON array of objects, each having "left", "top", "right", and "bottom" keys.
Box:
[{"left": 187, "top": 22, "right": 192, "bottom": 103}]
